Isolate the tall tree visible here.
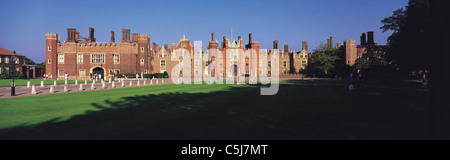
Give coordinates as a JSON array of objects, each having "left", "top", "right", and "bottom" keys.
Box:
[
  {"left": 307, "top": 43, "right": 340, "bottom": 77},
  {"left": 381, "top": 0, "right": 432, "bottom": 71}
]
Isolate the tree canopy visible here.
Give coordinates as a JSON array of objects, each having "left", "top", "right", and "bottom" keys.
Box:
[{"left": 381, "top": 0, "right": 432, "bottom": 71}]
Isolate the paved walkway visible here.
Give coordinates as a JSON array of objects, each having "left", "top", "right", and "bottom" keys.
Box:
[
  {"left": 0, "top": 78, "right": 174, "bottom": 99},
  {"left": 0, "top": 77, "right": 329, "bottom": 99}
]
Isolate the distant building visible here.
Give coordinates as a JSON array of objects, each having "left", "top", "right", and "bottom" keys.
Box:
[
  {"left": 342, "top": 31, "right": 387, "bottom": 66},
  {"left": 0, "top": 48, "right": 25, "bottom": 75},
  {"left": 45, "top": 27, "right": 309, "bottom": 80}
]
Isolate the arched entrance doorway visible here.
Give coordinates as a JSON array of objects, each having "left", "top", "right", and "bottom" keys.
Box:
[{"left": 92, "top": 67, "right": 105, "bottom": 80}]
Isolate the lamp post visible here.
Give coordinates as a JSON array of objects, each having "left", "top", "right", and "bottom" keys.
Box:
[{"left": 11, "top": 50, "right": 17, "bottom": 96}]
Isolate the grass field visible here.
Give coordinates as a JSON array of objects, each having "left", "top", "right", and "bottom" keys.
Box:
[
  {"left": 0, "top": 79, "right": 430, "bottom": 139},
  {"left": 0, "top": 79, "right": 94, "bottom": 87}
]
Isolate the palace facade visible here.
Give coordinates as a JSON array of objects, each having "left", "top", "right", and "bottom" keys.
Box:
[{"left": 45, "top": 27, "right": 309, "bottom": 80}]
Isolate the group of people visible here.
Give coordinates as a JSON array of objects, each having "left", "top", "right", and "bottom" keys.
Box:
[
  {"left": 43, "top": 74, "right": 52, "bottom": 80},
  {"left": 92, "top": 73, "right": 102, "bottom": 81}
]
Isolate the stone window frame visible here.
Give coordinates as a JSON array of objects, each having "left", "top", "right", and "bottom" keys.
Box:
[
  {"left": 140, "top": 47, "right": 145, "bottom": 52},
  {"left": 58, "top": 54, "right": 64, "bottom": 64},
  {"left": 58, "top": 70, "right": 64, "bottom": 77},
  {"left": 77, "top": 54, "right": 83, "bottom": 64},
  {"left": 160, "top": 59, "right": 166, "bottom": 67},
  {"left": 140, "top": 59, "right": 144, "bottom": 65},
  {"left": 283, "top": 61, "right": 287, "bottom": 67},
  {"left": 48, "top": 46, "right": 52, "bottom": 51},
  {"left": 113, "top": 54, "right": 120, "bottom": 64},
  {"left": 5, "top": 57, "right": 9, "bottom": 63},
  {"left": 90, "top": 53, "right": 105, "bottom": 64},
  {"left": 48, "top": 59, "right": 51, "bottom": 64},
  {"left": 113, "top": 69, "right": 120, "bottom": 75},
  {"left": 302, "top": 60, "right": 307, "bottom": 67},
  {"left": 195, "top": 69, "right": 199, "bottom": 75},
  {"left": 79, "top": 69, "right": 86, "bottom": 77},
  {"left": 268, "top": 61, "right": 271, "bottom": 67}
]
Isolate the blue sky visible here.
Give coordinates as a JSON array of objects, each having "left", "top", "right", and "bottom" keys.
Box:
[{"left": 0, "top": 0, "right": 408, "bottom": 63}]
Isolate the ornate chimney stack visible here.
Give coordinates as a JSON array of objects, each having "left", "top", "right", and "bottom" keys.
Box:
[
  {"left": 75, "top": 31, "right": 79, "bottom": 41},
  {"left": 111, "top": 31, "right": 115, "bottom": 42},
  {"left": 249, "top": 33, "right": 252, "bottom": 44},
  {"left": 360, "top": 33, "right": 367, "bottom": 45},
  {"left": 164, "top": 44, "right": 168, "bottom": 51},
  {"left": 273, "top": 40, "right": 278, "bottom": 49},
  {"left": 171, "top": 43, "right": 175, "bottom": 52},
  {"left": 367, "top": 31, "right": 374, "bottom": 45},
  {"left": 327, "top": 37, "right": 333, "bottom": 49},
  {"left": 122, "top": 29, "right": 130, "bottom": 43},
  {"left": 67, "top": 28, "right": 76, "bottom": 42},
  {"left": 302, "top": 41, "right": 308, "bottom": 51},
  {"left": 88, "top": 27, "right": 95, "bottom": 43},
  {"left": 211, "top": 32, "right": 214, "bottom": 41},
  {"left": 284, "top": 44, "right": 288, "bottom": 53}
]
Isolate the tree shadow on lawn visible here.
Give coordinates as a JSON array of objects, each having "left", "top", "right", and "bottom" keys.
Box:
[{"left": 0, "top": 81, "right": 431, "bottom": 140}]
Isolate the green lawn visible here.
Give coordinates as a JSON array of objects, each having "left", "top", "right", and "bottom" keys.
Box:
[
  {"left": 0, "top": 79, "right": 94, "bottom": 87},
  {"left": 0, "top": 79, "right": 430, "bottom": 139}
]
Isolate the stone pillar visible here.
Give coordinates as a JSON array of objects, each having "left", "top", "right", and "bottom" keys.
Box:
[
  {"left": 91, "top": 82, "right": 95, "bottom": 90},
  {"left": 54, "top": 80, "right": 57, "bottom": 86},
  {"left": 41, "top": 81, "right": 44, "bottom": 87},
  {"left": 64, "top": 85, "right": 67, "bottom": 92},
  {"left": 50, "top": 85, "right": 54, "bottom": 93},
  {"left": 79, "top": 84, "right": 83, "bottom": 91},
  {"left": 32, "top": 66, "right": 36, "bottom": 78},
  {"left": 129, "top": 80, "right": 132, "bottom": 87},
  {"left": 27, "top": 81, "right": 30, "bottom": 88},
  {"left": 31, "top": 85, "right": 36, "bottom": 94}
]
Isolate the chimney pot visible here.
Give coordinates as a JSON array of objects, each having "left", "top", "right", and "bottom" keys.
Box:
[
  {"left": 367, "top": 31, "right": 374, "bottom": 45},
  {"left": 111, "top": 31, "right": 115, "bottom": 42}
]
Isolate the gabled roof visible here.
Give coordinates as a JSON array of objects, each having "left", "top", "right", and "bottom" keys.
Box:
[{"left": 0, "top": 48, "right": 25, "bottom": 57}]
